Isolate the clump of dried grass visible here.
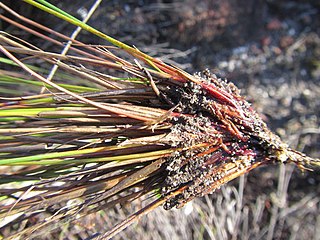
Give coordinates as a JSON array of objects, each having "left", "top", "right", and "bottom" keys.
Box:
[{"left": 0, "top": 1, "right": 319, "bottom": 239}]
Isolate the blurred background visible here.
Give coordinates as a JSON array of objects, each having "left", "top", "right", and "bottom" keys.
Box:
[{"left": 2, "top": 1, "right": 320, "bottom": 239}]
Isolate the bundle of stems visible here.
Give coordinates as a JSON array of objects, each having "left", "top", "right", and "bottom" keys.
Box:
[{"left": 0, "top": 1, "right": 319, "bottom": 239}]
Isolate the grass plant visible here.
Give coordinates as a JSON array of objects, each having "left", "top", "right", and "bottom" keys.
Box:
[{"left": 0, "top": 1, "right": 319, "bottom": 239}]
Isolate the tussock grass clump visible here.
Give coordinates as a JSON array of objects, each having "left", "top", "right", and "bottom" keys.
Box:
[{"left": 0, "top": 1, "right": 319, "bottom": 239}]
